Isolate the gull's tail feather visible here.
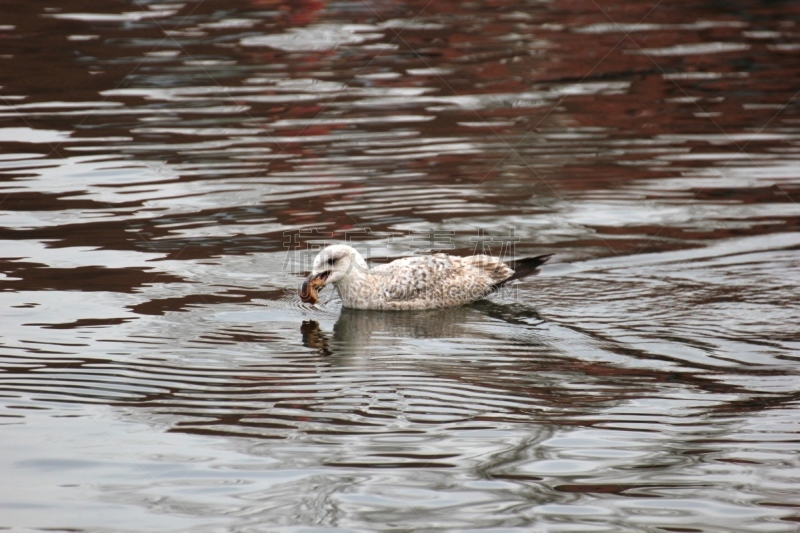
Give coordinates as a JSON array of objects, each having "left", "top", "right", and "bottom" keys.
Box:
[{"left": 493, "top": 253, "right": 553, "bottom": 289}]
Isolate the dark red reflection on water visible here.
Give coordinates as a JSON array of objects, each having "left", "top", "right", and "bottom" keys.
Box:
[{"left": 1, "top": 0, "right": 797, "bottom": 248}]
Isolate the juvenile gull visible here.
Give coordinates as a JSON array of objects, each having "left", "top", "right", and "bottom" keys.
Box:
[{"left": 300, "top": 244, "right": 552, "bottom": 310}]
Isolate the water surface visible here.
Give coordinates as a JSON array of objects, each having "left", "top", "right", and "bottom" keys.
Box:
[{"left": 1, "top": 0, "right": 799, "bottom": 531}]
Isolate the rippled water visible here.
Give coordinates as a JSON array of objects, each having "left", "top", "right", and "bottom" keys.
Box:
[{"left": 2, "top": 0, "right": 799, "bottom": 531}]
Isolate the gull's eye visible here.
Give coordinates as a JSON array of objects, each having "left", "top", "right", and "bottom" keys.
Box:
[{"left": 326, "top": 257, "right": 336, "bottom": 266}]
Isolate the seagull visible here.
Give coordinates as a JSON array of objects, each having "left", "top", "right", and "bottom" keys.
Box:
[{"left": 300, "top": 244, "right": 552, "bottom": 310}]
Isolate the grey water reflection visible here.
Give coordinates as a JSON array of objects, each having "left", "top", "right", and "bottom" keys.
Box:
[{"left": 2, "top": 0, "right": 800, "bottom": 531}]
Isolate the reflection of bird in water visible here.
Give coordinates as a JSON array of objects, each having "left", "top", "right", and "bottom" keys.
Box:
[
  {"left": 301, "top": 301, "right": 545, "bottom": 356},
  {"left": 300, "top": 319, "right": 333, "bottom": 356},
  {"left": 300, "top": 244, "right": 552, "bottom": 310},
  {"left": 299, "top": 303, "right": 695, "bottom": 420}
]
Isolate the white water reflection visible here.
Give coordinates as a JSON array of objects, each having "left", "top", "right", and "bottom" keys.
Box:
[
  {"left": 241, "top": 23, "right": 386, "bottom": 51},
  {"left": 0, "top": 127, "right": 74, "bottom": 143},
  {"left": 633, "top": 42, "right": 751, "bottom": 56}
]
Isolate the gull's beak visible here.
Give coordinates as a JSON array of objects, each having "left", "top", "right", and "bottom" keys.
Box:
[{"left": 300, "top": 271, "right": 329, "bottom": 304}]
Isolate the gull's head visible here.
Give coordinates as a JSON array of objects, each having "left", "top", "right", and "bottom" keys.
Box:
[{"left": 300, "top": 244, "right": 368, "bottom": 303}]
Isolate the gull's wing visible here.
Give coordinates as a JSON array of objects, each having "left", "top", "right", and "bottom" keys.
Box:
[
  {"left": 370, "top": 254, "right": 513, "bottom": 306},
  {"left": 491, "top": 253, "right": 553, "bottom": 289}
]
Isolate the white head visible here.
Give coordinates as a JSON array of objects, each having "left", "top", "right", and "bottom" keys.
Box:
[
  {"left": 300, "top": 245, "right": 369, "bottom": 303},
  {"left": 312, "top": 244, "right": 368, "bottom": 283}
]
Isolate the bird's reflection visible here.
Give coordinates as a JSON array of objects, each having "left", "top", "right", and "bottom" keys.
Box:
[
  {"left": 301, "top": 300, "right": 545, "bottom": 356},
  {"left": 300, "top": 299, "right": 760, "bottom": 419}
]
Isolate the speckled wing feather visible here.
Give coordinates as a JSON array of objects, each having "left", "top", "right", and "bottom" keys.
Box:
[{"left": 369, "top": 254, "right": 513, "bottom": 309}]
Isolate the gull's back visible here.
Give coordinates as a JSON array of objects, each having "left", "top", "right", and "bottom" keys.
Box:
[{"left": 362, "top": 253, "right": 514, "bottom": 310}]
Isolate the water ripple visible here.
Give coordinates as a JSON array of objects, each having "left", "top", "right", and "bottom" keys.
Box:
[{"left": 1, "top": 0, "right": 799, "bottom": 531}]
